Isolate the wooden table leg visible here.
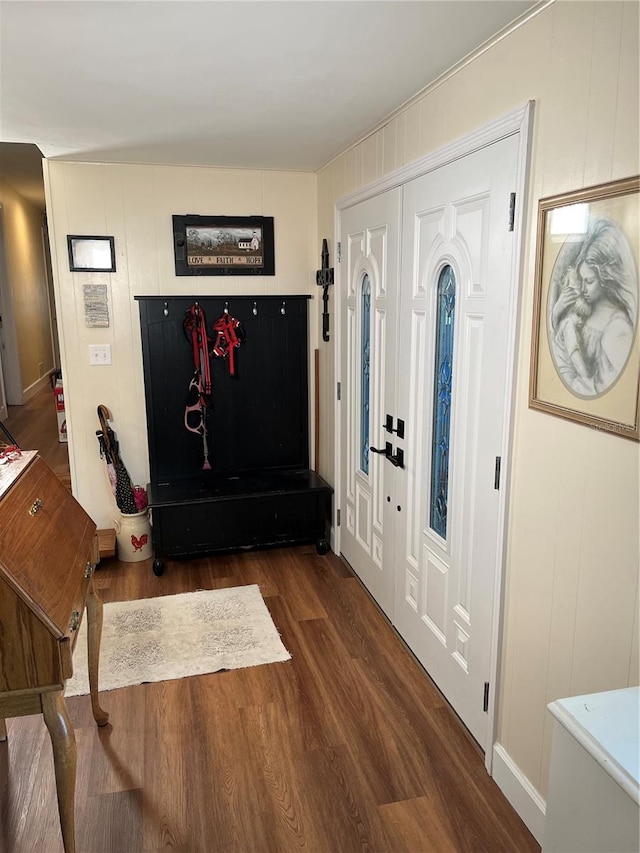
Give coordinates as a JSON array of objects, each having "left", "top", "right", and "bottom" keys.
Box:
[
  {"left": 42, "top": 690, "right": 76, "bottom": 853},
  {"left": 0, "top": 718, "right": 6, "bottom": 741},
  {"left": 86, "top": 579, "right": 109, "bottom": 727}
]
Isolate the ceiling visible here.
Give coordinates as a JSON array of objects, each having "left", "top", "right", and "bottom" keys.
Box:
[{"left": 0, "top": 1, "right": 539, "bottom": 210}]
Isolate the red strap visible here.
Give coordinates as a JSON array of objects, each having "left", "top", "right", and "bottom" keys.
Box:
[{"left": 184, "top": 304, "right": 212, "bottom": 400}]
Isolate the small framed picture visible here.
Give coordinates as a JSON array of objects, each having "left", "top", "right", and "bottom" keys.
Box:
[
  {"left": 529, "top": 175, "right": 639, "bottom": 441},
  {"left": 67, "top": 235, "right": 116, "bottom": 272}
]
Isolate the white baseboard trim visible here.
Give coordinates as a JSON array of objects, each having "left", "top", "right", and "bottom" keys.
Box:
[
  {"left": 22, "top": 372, "right": 52, "bottom": 403},
  {"left": 492, "top": 743, "right": 546, "bottom": 845}
]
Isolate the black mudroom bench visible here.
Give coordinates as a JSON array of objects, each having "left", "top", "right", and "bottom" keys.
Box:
[{"left": 136, "top": 295, "right": 332, "bottom": 575}]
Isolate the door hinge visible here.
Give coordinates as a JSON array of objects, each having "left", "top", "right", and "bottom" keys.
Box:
[
  {"left": 336, "top": 241, "right": 341, "bottom": 262},
  {"left": 337, "top": 509, "right": 341, "bottom": 527},
  {"left": 337, "top": 381, "right": 341, "bottom": 401},
  {"left": 508, "top": 193, "right": 516, "bottom": 231},
  {"left": 483, "top": 682, "right": 490, "bottom": 713},
  {"left": 494, "top": 456, "right": 501, "bottom": 490}
]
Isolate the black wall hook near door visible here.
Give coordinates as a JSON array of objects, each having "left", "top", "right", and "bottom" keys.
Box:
[{"left": 316, "top": 238, "right": 334, "bottom": 342}]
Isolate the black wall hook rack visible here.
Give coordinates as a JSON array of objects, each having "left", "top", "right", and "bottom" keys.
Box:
[{"left": 315, "top": 238, "right": 334, "bottom": 342}]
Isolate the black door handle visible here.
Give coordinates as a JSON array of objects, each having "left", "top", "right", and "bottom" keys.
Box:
[
  {"left": 370, "top": 441, "right": 392, "bottom": 457},
  {"left": 369, "top": 444, "right": 404, "bottom": 469}
]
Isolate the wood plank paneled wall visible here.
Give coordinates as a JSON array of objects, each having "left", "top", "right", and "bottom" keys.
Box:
[{"left": 43, "top": 164, "right": 318, "bottom": 528}]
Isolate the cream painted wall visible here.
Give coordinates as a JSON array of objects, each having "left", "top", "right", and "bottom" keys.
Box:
[
  {"left": 0, "top": 179, "right": 54, "bottom": 403},
  {"left": 43, "top": 162, "right": 318, "bottom": 527},
  {"left": 316, "top": 0, "right": 639, "bottom": 808}
]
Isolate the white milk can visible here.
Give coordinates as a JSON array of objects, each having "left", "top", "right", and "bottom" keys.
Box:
[{"left": 114, "top": 510, "right": 153, "bottom": 562}]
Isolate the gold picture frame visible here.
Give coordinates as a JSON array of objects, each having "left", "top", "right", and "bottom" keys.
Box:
[{"left": 529, "top": 176, "right": 639, "bottom": 441}]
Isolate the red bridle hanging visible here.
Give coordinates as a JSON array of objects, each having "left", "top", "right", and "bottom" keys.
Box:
[
  {"left": 183, "top": 303, "right": 213, "bottom": 469},
  {"left": 212, "top": 311, "right": 243, "bottom": 376},
  {"left": 183, "top": 303, "right": 212, "bottom": 403}
]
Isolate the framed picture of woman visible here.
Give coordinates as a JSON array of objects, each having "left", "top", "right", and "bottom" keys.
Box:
[{"left": 529, "top": 176, "right": 639, "bottom": 441}]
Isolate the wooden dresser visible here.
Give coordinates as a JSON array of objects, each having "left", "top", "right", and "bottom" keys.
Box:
[{"left": 0, "top": 452, "right": 109, "bottom": 853}]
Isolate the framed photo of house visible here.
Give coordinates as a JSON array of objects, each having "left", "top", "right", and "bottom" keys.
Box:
[
  {"left": 67, "top": 235, "right": 116, "bottom": 272},
  {"left": 529, "top": 175, "right": 639, "bottom": 441},
  {"left": 172, "top": 214, "right": 275, "bottom": 276}
]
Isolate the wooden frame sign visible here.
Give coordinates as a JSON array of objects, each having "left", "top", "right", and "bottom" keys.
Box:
[{"left": 172, "top": 215, "right": 275, "bottom": 276}]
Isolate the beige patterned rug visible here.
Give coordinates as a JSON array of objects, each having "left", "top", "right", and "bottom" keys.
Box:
[{"left": 65, "top": 585, "right": 291, "bottom": 696}]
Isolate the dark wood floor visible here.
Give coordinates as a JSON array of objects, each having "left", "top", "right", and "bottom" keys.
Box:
[{"left": 0, "top": 390, "right": 539, "bottom": 853}]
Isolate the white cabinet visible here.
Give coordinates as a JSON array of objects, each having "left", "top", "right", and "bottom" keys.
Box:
[{"left": 544, "top": 687, "right": 639, "bottom": 853}]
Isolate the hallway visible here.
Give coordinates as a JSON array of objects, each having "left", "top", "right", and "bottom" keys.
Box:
[{"left": 2, "top": 382, "right": 69, "bottom": 486}]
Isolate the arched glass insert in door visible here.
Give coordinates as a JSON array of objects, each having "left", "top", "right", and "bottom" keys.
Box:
[
  {"left": 360, "top": 274, "right": 371, "bottom": 474},
  {"left": 430, "top": 265, "right": 456, "bottom": 538}
]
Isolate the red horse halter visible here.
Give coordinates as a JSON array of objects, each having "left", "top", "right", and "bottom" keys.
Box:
[{"left": 212, "top": 311, "right": 243, "bottom": 376}]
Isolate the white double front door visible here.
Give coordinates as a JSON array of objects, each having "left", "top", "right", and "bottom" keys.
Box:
[{"left": 339, "top": 133, "right": 519, "bottom": 748}]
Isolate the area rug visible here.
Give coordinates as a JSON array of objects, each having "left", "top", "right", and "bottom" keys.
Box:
[{"left": 65, "top": 584, "right": 291, "bottom": 696}]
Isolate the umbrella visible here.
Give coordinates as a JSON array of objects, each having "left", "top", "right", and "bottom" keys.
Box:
[{"left": 96, "top": 404, "right": 137, "bottom": 514}]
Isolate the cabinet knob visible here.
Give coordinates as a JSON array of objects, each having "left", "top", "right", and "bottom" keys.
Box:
[
  {"left": 28, "top": 498, "right": 44, "bottom": 516},
  {"left": 69, "top": 610, "right": 81, "bottom": 632}
]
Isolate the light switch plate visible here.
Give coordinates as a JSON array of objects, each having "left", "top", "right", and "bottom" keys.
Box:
[{"left": 89, "top": 344, "right": 112, "bottom": 365}]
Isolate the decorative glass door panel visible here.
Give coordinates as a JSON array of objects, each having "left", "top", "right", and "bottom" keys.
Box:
[
  {"left": 360, "top": 274, "right": 371, "bottom": 475},
  {"left": 430, "top": 265, "right": 456, "bottom": 539}
]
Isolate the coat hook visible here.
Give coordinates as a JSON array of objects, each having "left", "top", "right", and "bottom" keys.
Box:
[
  {"left": 224, "top": 301, "right": 229, "bottom": 315},
  {"left": 163, "top": 301, "right": 169, "bottom": 317},
  {"left": 252, "top": 301, "right": 258, "bottom": 316},
  {"left": 281, "top": 301, "right": 286, "bottom": 315}
]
